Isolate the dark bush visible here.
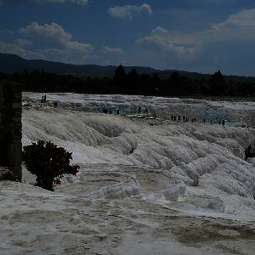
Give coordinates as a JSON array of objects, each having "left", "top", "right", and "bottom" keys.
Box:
[
  {"left": 245, "top": 144, "right": 255, "bottom": 160},
  {"left": 23, "top": 140, "right": 79, "bottom": 191}
]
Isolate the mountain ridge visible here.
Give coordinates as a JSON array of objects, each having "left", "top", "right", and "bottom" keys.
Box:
[
  {"left": 0, "top": 53, "right": 254, "bottom": 81},
  {"left": 0, "top": 53, "right": 157, "bottom": 77}
]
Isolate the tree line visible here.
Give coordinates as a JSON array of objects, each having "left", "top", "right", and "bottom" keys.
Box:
[{"left": 1, "top": 65, "right": 255, "bottom": 98}]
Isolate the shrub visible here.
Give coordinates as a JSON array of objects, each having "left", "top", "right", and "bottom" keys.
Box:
[
  {"left": 245, "top": 144, "right": 255, "bottom": 160},
  {"left": 23, "top": 140, "right": 79, "bottom": 191}
]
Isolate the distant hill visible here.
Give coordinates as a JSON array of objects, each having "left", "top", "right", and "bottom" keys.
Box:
[
  {"left": 0, "top": 53, "right": 254, "bottom": 82},
  {"left": 0, "top": 53, "right": 157, "bottom": 77}
]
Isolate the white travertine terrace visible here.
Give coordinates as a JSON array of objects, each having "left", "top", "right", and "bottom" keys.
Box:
[{"left": 1, "top": 93, "right": 255, "bottom": 255}]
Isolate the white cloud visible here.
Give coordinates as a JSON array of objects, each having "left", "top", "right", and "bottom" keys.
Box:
[
  {"left": 20, "top": 22, "right": 93, "bottom": 58},
  {"left": 103, "top": 46, "right": 124, "bottom": 55},
  {"left": 212, "top": 8, "right": 255, "bottom": 28},
  {"left": 138, "top": 27, "right": 198, "bottom": 59},
  {"left": 0, "top": 41, "right": 42, "bottom": 59},
  {"left": 138, "top": 8, "right": 255, "bottom": 60},
  {"left": 20, "top": 22, "right": 72, "bottom": 44},
  {"left": 151, "top": 26, "right": 169, "bottom": 34},
  {"left": 108, "top": 3, "right": 152, "bottom": 20},
  {"left": 15, "top": 38, "right": 33, "bottom": 47},
  {"left": 209, "top": 9, "right": 255, "bottom": 41},
  {"left": 0, "top": 22, "right": 127, "bottom": 65},
  {"left": 0, "top": 22, "right": 94, "bottom": 64}
]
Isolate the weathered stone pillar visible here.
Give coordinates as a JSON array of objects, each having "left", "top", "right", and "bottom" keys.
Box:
[{"left": 0, "top": 81, "right": 22, "bottom": 181}]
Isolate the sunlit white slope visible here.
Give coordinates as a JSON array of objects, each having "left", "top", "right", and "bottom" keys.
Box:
[{"left": 22, "top": 106, "right": 255, "bottom": 220}]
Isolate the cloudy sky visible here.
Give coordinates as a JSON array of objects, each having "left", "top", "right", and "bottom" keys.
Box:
[{"left": 1, "top": 0, "right": 255, "bottom": 75}]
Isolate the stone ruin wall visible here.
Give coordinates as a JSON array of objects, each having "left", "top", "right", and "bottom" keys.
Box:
[{"left": 0, "top": 81, "right": 22, "bottom": 181}]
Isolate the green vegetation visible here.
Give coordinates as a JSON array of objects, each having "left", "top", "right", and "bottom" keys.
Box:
[
  {"left": 23, "top": 141, "right": 79, "bottom": 191},
  {"left": 1, "top": 65, "right": 255, "bottom": 98}
]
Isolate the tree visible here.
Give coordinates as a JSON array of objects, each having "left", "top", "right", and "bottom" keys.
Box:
[
  {"left": 128, "top": 68, "right": 138, "bottom": 80},
  {"left": 209, "top": 70, "right": 227, "bottom": 96},
  {"left": 127, "top": 69, "right": 139, "bottom": 93},
  {"left": 211, "top": 70, "right": 225, "bottom": 83},
  {"left": 114, "top": 65, "right": 126, "bottom": 81},
  {"left": 23, "top": 141, "right": 79, "bottom": 191},
  {"left": 168, "top": 71, "right": 182, "bottom": 95},
  {"left": 170, "top": 71, "right": 180, "bottom": 82}
]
